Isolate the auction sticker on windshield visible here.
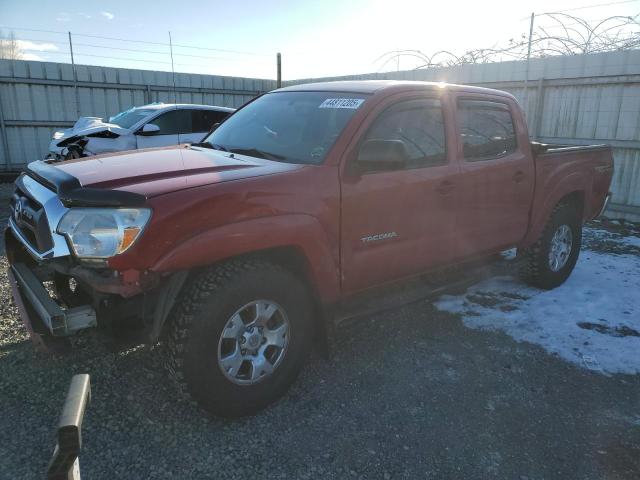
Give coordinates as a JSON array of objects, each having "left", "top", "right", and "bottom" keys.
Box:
[{"left": 319, "top": 98, "right": 365, "bottom": 109}]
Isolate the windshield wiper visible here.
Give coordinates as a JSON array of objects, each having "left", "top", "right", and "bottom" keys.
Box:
[
  {"left": 190, "top": 142, "right": 212, "bottom": 149},
  {"left": 229, "top": 148, "right": 286, "bottom": 161},
  {"left": 190, "top": 142, "right": 229, "bottom": 152}
]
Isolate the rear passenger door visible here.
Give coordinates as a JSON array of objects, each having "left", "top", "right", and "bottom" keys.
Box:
[
  {"left": 454, "top": 97, "right": 534, "bottom": 256},
  {"left": 179, "top": 109, "right": 230, "bottom": 144},
  {"left": 340, "top": 95, "right": 459, "bottom": 293}
]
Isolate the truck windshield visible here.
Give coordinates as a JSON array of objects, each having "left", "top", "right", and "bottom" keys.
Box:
[{"left": 204, "top": 91, "right": 369, "bottom": 165}]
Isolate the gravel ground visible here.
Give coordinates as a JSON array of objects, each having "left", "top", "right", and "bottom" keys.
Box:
[{"left": 0, "top": 190, "right": 638, "bottom": 479}]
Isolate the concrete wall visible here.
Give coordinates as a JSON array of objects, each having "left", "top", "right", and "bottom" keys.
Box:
[
  {"left": 0, "top": 59, "right": 276, "bottom": 170},
  {"left": 288, "top": 51, "right": 640, "bottom": 221}
]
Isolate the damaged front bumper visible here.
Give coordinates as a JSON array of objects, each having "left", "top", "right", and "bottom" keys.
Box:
[
  {"left": 6, "top": 174, "right": 137, "bottom": 350},
  {"left": 6, "top": 169, "right": 185, "bottom": 353},
  {"left": 6, "top": 224, "right": 176, "bottom": 352},
  {"left": 8, "top": 262, "right": 96, "bottom": 338}
]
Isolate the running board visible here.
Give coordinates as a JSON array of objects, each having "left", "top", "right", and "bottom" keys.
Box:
[{"left": 331, "top": 260, "right": 497, "bottom": 327}]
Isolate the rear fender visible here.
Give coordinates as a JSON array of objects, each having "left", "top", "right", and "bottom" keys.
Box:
[
  {"left": 151, "top": 214, "right": 340, "bottom": 303},
  {"left": 520, "top": 171, "right": 589, "bottom": 247}
]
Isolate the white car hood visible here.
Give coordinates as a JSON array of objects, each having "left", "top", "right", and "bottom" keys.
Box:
[{"left": 55, "top": 117, "right": 132, "bottom": 141}]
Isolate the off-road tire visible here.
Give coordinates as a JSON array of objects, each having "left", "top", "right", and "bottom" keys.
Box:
[
  {"left": 519, "top": 202, "right": 582, "bottom": 289},
  {"left": 165, "top": 259, "right": 313, "bottom": 417}
]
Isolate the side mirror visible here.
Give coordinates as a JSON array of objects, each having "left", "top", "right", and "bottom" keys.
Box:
[
  {"left": 138, "top": 123, "right": 160, "bottom": 135},
  {"left": 356, "top": 139, "right": 408, "bottom": 171}
]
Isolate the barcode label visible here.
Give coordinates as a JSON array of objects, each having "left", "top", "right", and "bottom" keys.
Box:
[{"left": 319, "top": 98, "right": 365, "bottom": 109}]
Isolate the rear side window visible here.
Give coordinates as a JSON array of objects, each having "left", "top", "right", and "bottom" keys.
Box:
[
  {"left": 457, "top": 99, "right": 517, "bottom": 161},
  {"left": 363, "top": 98, "right": 446, "bottom": 169},
  {"left": 192, "top": 110, "right": 230, "bottom": 132},
  {"left": 149, "top": 109, "right": 191, "bottom": 135}
]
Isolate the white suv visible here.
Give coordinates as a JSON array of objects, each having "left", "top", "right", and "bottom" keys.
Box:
[{"left": 48, "top": 103, "right": 235, "bottom": 160}]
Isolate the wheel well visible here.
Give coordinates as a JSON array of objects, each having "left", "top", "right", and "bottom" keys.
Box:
[
  {"left": 189, "top": 246, "right": 330, "bottom": 356},
  {"left": 558, "top": 190, "right": 585, "bottom": 219}
]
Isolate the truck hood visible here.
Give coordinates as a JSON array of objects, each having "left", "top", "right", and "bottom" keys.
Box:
[
  {"left": 53, "top": 117, "right": 131, "bottom": 143},
  {"left": 53, "top": 145, "right": 300, "bottom": 198}
]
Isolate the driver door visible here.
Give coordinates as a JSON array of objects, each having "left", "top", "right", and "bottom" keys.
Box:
[{"left": 340, "top": 94, "right": 459, "bottom": 293}]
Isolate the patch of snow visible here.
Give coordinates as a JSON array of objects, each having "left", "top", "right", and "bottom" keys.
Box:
[
  {"left": 499, "top": 248, "right": 517, "bottom": 260},
  {"left": 435, "top": 246, "right": 640, "bottom": 375},
  {"left": 587, "top": 226, "right": 640, "bottom": 249},
  {"left": 622, "top": 235, "right": 640, "bottom": 248}
]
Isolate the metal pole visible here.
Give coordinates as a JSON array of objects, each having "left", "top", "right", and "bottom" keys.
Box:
[
  {"left": 169, "top": 32, "right": 177, "bottom": 104},
  {"left": 68, "top": 32, "right": 80, "bottom": 116},
  {"left": 0, "top": 94, "right": 11, "bottom": 170},
  {"left": 523, "top": 13, "right": 535, "bottom": 119},
  {"left": 533, "top": 77, "right": 546, "bottom": 141},
  {"left": 276, "top": 52, "right": 282, "bottom": 88}
]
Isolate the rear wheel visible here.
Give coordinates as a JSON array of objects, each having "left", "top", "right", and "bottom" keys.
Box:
[
  {"left": 519, "top": 202, "right": 582, "bottom": 289},
  {"left": 165, "top": 259, "right": 313, "bottom": 417}
]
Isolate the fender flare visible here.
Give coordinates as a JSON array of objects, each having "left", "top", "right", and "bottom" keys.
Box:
[
  {"left": 150, "top": 214, "right": 341, "bottom": 304},
  {"left": 521, "top": 171, "right": 589, "bottom": 247}
]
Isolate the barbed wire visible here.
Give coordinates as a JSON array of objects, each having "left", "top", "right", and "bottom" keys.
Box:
[{"left": 376, "top": 11, "right": 640, "bottom": 71}]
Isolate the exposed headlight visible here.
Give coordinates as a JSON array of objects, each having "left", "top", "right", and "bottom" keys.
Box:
[
  {"left": 57, "top": 208, "right": 151, "bottom": 258},
  {"left": 53, "top": 131, "right": 64, "bottom": 139}
]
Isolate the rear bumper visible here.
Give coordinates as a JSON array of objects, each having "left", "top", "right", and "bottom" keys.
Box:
[
  {"left": 8, "top": 262, "right": 96, "bottom": 342},
  {"left": 597, "top": 192, "right": 612, "bottom": 218}
]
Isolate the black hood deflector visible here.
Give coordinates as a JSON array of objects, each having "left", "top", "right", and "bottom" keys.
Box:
[{"left": 26, "top": 160, "right": 147, "bottom": 207}]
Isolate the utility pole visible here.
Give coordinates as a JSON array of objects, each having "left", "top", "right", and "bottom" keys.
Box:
[
  {"left": 523, "top": 12, "right": 535, "bottom": 119},
  {"left": 169, "top": 31, "right": 177, "bottom": 104},
  {"left": 68, "top": 32, "right": 80, "bottom": 116},
  {"left": 277, "top": 52, "right": 282, "bottom": 88}
]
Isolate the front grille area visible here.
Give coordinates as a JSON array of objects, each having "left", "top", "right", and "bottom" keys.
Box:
[{"left": 10, "top": 183, "right": 54, "bottom": 253}]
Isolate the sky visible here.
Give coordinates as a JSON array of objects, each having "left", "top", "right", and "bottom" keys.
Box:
[{"left": 0, "top": 0, "right": 639, "bottom": 80}]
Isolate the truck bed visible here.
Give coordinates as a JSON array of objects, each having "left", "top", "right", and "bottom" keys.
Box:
[{"left": 522, "top": 141, "right": 614, "bottom": 248}]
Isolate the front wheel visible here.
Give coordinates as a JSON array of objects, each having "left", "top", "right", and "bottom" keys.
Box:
[
  {"left": 519, "top": 202, "right": 582, "bottom": 289},
  {"left": 165, "top": 260, "right": 313, "bottom": 417}
]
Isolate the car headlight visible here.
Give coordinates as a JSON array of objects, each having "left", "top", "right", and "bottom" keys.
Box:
[{"left": 57, "top": 208, "right": 152, "bottom": 258}]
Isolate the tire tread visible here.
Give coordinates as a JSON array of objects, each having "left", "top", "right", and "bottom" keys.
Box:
[{"left": 165, "top": 259, "right": 277, "bottom": 402}]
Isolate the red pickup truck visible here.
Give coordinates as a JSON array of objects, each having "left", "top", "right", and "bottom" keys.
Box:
[{"left": 6, "top": 81, "right": 613, "bottom": 417}]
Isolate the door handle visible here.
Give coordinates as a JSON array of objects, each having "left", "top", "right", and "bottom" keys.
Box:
[
  {"left": 437, "top": 180, "right": 454, "bottom": 194},
  {"left": 513, "top": 171, "right": 526, "bottom": 183}
]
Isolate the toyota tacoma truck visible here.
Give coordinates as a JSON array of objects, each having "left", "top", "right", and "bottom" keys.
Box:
[{"left": 6, "top": 81, "right": 613, "bottom": 417}]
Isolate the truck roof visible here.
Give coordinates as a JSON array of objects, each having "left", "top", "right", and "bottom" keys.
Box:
[{"left": 275, "top": 80, "right": 515, "bottom": 99}]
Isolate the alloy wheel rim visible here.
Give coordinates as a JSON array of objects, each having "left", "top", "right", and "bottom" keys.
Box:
[
  {"left": 217, "top": 300, "right": 290, "bottom": 385},
  {"left": 548, "top": 224, "right": 573, "bottom": 272}
]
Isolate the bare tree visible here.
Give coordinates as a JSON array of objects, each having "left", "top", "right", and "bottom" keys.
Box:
[
  {"left": 376, "top": 13, "right": 640, "bottom": 71},
  {"left": 0, "top": 30, "right": 23, "bottom": 60}
]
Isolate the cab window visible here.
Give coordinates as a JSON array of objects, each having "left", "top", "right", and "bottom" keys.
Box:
[
  {"left": 457, "top": 99, "right": 517, "bottom": 161},
  {"left": 362, "top": 98, "right": 446, "bottom": 169}
]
